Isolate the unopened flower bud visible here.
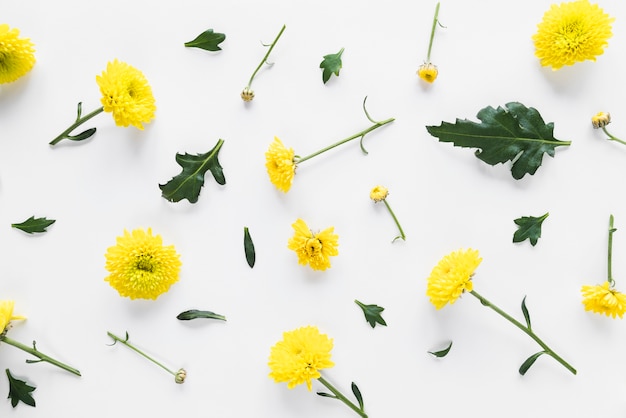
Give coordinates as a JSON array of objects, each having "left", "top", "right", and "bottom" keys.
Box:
[
  {"left": 370, "top": 185, "right": 389, "bottom": 202},
  {"left": 592, "top": 112, "right": 611, "bottom": 129},
  {"left": 175, "top": 368, "right": 187, "bottom": 384},
  {"left": 417, "top": 62, "right": 438, "bottom": 83},
  {"left": 241, "top": 87, "right": 255, "bottom": 102}
]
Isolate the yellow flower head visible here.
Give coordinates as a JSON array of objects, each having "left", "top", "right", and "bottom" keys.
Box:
[
  {"left": 265, "top": 137, "right": 296, "bottom": 193},
  {"left": 0, "top": 24, "right": 35, "bottom": 84},
  {"left": 241, "top": 87, "right": 255, "bottom": 102},
  {"left": 104, "top": 228, "right": 182, "bottom": 300},
  {"left": 96, "top": 59, "right": 156, "bottom": 130},
  {"left": 426, "top": 248, "right": 482, "bottom": 309},
  {"left": 581, "top": 281, "right": 626, "bottom": 319},
  {"left": 0, "top": 300, "right": 25, "bottom": 334},
  {"left": 370, "top": 185, "right": 389, "bottom": 202},
  {"left": 532, "top": 0, "right": 614, "bottom": 70},
  {"left": 288, "top": 219, "right": 339, "bottom": 271},
  {"left": 592, "top": 111, "right": 611, "bottom": 129},
  {"left": 268, "top": 325, "right": 334, "bottom": 391},
  {"left": 417, "top": 62, "right": 438, "bottom": 83}
]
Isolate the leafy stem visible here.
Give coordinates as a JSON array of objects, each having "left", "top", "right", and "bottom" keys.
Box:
[
  {"left": 426, "top": 2, "right": 441, "bottom": 62},
  {"left": 602, "top": 126, "right": 626, "bottom": 146},
  {"left": 317, "top": 375, "right": 367, "bottom": 418},
  {"left": 246, "top": 24, "right": 286, "bottom": 89},
  {"left": 608, "top": 214, "right": 617, "bottom": 286},
  {"left": 50, "top": 103, "right": 103, "bottom": 145},
  {"left": 468, "top": 290, "right": 576, "bottom": 375},
  {"left": 0, "top": 335, "right": 81, "bottom": 376},
  {"left": 382, "top": 199, "right": 406, "bottom": 242}
]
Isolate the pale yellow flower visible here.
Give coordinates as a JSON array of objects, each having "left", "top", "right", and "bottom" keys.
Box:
[
  {"left": 0, "top": 24, "right": 35, "bottom": 84},
  {"left": 417, "top": 62, "right": 438, "bottom": 83},
  {"left": 370, "top": 185, "right": 389, "bottom": 202},
  {"left": 265, "top": 137, "right": 296, "bottom": 193},
  {"left": 426, "top": 249, "right": 482, "bottom": 309},
  {"left": 592, "top": 111, "right": 611, "bottom": 129},
  {"left": 287, "top": 219, "right": 338, "bottom": 271},
  {"left": 581, "top": 281, "right": 626, "bottom": 319}
]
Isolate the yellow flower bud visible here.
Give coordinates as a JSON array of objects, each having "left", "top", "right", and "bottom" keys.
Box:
[
  {"left": 241, "top": 87, "right": 255, "bottom": 102},
  {"left": 370, "top": 185, "right": 389, "bottom": 202},
  {"left": 592, "top": 112, "right": 611, "bottom": 129},
  {"left": 175, "top": 368, "right": 187, "bottom": 384},
  {"left": 417, "top": 62, "right": 438, "bottom": 83}
]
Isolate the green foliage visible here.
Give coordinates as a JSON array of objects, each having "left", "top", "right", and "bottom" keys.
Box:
[
  {"left": 6, "top": 369, "right": 36, "bottom": 408},
  {"left": 426, "top": 102, "right": 570, "bottom": 179},
  {"left": 176, "top": 309, "right": 226, "bottom": 321},
  {"left": 428, "top": 341, "right": 453, "bottom": 358},
  {"left": 354, "top": 299, "right": 387, "bottom": 328},
  {"left": 243, "top": 227, "right": 255, "bottom": 268},
  {"left": 184, "top": 29, "right": 226, "bottom": 51},
  {"left": 351, "top": 382, "right": 364, "bottom": 411},
  {"left": 11, "top": 216, "right": 56, "bottom": 234},
  {"left": 320, "top": 47, "right": 344, "bottom": 84},
  {"left": 160, "top": 139, "right": 226, "bottom": 203},
  {"left": 513, "top": 212, "right": 549, "bottom": 246},
  {"left": 519, "top": 351, "right": 545, "bottom": 375},
  {"left": 521, "top": 296, "right": 532, "bottom": 330}
]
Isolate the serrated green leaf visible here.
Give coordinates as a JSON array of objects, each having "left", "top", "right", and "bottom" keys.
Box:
[
  {"left": 160, "top": 139, "right": 226, "bottom": 203},
  {"left": 176, "top": 309, "right": 226, "bottom": 321},
  {"left": 354, "top": 299, "right": 387, "bottom": 328},
  {"left": 519, "top": 351, "right": 545, "bottom": 375},
  {"left": 320, "top": 47, "right": 344, "bottom": 84},
  {"left": 426, "top": 102, "right": 571, "bottom": 179},
  {"left": 244, "top": 226, "right": 255, "bottom": 268},
  {"left": 513, "top": 212, "right": 549, "bottom": 246},
  {"left": 184, "top": 29, "right": 226, "bottom": 51},
  {"left": 521, "top": 296, "right": 532, "bottom": 330},
  {"left": 6, "top": 369, "right": 36, "bottom": 408},
  {"left": 11, "top": 216, "right": 56, "bottom": 234},
  {"left": 428, "top": 341, "right": 453, "bottom": 358},
  {"left": 351, "top": 382, "right": 364, "bottom": 411}
]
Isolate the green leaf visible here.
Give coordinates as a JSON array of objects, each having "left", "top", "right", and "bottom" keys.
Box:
[
  {"left": 244, "top": 227, "right": 255, "bottom": 268},
  {"left": 426, "top": 102, "right": 571, "bottom": 179},
  {"left": 351, "top": 382, "right": 364, "bottom": 411},
  {"left": 176, "top": 309, "right": 226, "bottom": 321},
  {"left": 159, "top": 139, "right": 226, "bottom": 203},
  {"left": 316, "top": 391, "right": 337, "bottom": 399},
  {"left": 513, "top": 212, "right": 549, "bottom": 246},
  {"left": 6, "top": 369, "right": 36, "bottom": 408},
  {"left": 428, "top": 341, "right": 453, "bottom": 358},
  {"left": 11, "top": 216, "right": 56, "bottom": 234},
  {"left": 184, "top": 29, "right": 226, "bottom": 51},
  {"left": 354, "top": 299, "right": 387, "bottom": 328},
  {"left": 519, "top": 351, "right": 545, "bottom": 376},
  {"left": 320, "top": 47, "right": 344, "bottom": 84},
  {"left": 521, "top": 296, "right": 532, "bottom": 330}
]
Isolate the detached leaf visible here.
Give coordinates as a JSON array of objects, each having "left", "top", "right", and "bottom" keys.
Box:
[
  {"left": 11, "top": 216, "right": 55, "bottom": 234},
  {"left": 184, "top": 29, "right": 226, "bottom": 51},
  {"left": 176, "top": 309, "right": 226, "bottom": 321},
  {"left": 351, "top": 382, "right": 364, "bottom": 411},
  {"left": 519, "top": 351, "right": 545, "bottom": 375},
  {"left": 160, "top": 139, "right": 226, "bottom": 203},
  {"left": 354, "top": 299, "right": 387, "bottom": 328},
  {"left": 6, "top": 369, "right": 36, "bottom": 408},
  {"left": 428, "top": 341, "right": 453, "bottom": 358},
  {"left": 426, "top": 102, "right": 571, "bottom": 179},
  {"left": 320, "top": 47, "right": 344, "bottom": 84},
  {"left": 244, "top": 227, "right": 256, "bottom": 268},
  {"left": 513, "top": 212, "right": 549, "bottom": 246}
]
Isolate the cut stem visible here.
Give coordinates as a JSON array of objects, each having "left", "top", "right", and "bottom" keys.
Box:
[
  {"left": 603, "top": 127, "right": 626, "bottom": 146},
  {"left": 0, "top": 335, "right": 81, "bottom": 376},
  {"left": 107, "top": 331, "right": 177, "bottom": 377},
  {"left": 318, "top": 375, "right": 367, "bottom": 418},
  {"left": 426, "top": 2, "right": 441, "bottom": 62},
  {"left": 383, "top": 199, "right": 406, "bottom": 242},
  {"left": 608, "top": 214, "right": 617, "bottom": 286},
  {"left": 50, "top": 105, "right": 104, "bottom": 145},
  {"left": 246, "top": 24, "right": 286, "bottom": 88}
]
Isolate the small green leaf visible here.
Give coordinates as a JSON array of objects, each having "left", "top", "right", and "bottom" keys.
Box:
[
  {"left": 160, "top": 139, "right": 226, "bottom": 203},
  {"left": 68, "top": 128, "right": 96, "bottom": 141},
  {"left": 354, "top": 299, "right": 387, "bottom": 328},
  {"left": 519, "top": 351, "right": 545, "bottom": 375},
  {"left": 316, "top": 391, "right": 337, "bottom": 398},
  {"left": 513, "top": 212, "right": 549, "bottom": 246},
  {"left": 244, "top": 227, "right": 256, "bottom": 268},
  {"left": 6, "top": 369, "right": 36, "bottom": 408},
  {"left": 521, "top": 296, "right": 531, "bottom": 330},
  {"left": 184, "top": 29, "right": 226, "bottom": 51},
  {"left": 428, "top": 341, "right": 453, "bottom": 358},
  {"left": 11, "top": 216, "right": 56, "bottom": 234},
  {"left": 320, "top": 47, "right": 344, "bottom": 84},
  {"left": 176, "top": 309, "right": 226, "bottom": 321},
  {"left": 351, "top": 382, "right": 364, "bottom": 411}
]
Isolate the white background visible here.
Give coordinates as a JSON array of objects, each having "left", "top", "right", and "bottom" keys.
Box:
[{"left": 2, "top": 0, "right": 626, "bottom": 416}]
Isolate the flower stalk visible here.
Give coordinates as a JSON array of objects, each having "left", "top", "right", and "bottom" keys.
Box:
[
  {"left": 426, "top": 2, "right": 441, "bottom": 63},
  {"left": 317, "top": 375, "right": 367, "bottom": 418},
  {"left": 608, "top": 214, "right": 617, "bottom": 286},
  {"left": 242, "top": 24, "right": 286, "bottom": 101},
  {"left": 0, "top": 334, "right": 81, "bottom": 376},
  {"left": 383, "top": 200, "right": 406, "bottom": 242},
  {"left": 50, "top": 103, "right": 103, "bottom": 145}
]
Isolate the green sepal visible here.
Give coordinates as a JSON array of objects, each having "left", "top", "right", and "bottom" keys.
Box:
[
  {"left": 519, "top": 351, "right": 545, "bottom": 376},
  {"left": 351, "top": 382, "right": 364, "bottom": 411},
  {"left": 184, "top": 29, "right": 226, "bottom": 51},
  {"left": 521, "top": 296, "right": 531, "bottom": 330},
  {"left": 159, "top": 139, "right": 226, "bottom": 203},
  {"left": 11, "top": 216, "right": 56, "bottom": 234},
  {"left": 176, "top": 309, "right": 226, "bottom": 321},
  {"left": 354, "top": 299, "right": 387, "bottom": 328},
  {"left": 244, "top": 226, "right": 256, "bottom": 268},
  {"left": 428, "top": 341, "right": 453, "bottom": 358},
  {"left": 320, "top": 47, "right": 344, "bottom": 84},
  {"left": 6, "top": 369, "right": 36, "bottom": 408},
  {"left": 513, "top": 212, "right": 549, "bottom": 246}
]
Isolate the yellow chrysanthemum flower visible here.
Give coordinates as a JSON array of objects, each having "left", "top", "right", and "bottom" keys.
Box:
[
  {"left": 0, "top": 24, "right": 35, "bottom": 84},
  {"left": 265, "top": 137, "right": 296, "bottom": 193},
  {"left": 417, "top": 62, "right": 438, "bottom": 83},
  {"left": 288, "top": 219, "right": 339, "bottom": 271},
  {"left": 592, "top": 111, "right": 611, "bottom": 129},
  {"left": 532, "top": 0, "right": 614, "bottom": 70},
  {"left": 0, "top": 300, "right": 25, "bottom": 334},
  {"left": 581, "top": 281, "right": 626, "bottom": 319},
  {"left": 104, "top": 228, "right": 181, "bottom": 300},
  {"left": 370, "top": 185, "right": 389, "bottom": 202},
  {"left": 96, "top": 59, "right": 156, "bottom": 129},
  {"left": 268, "top": 325, "right": 334, "bottom": 391},
  {"left": 426, "top": 248, "right": 482, "bottom": 309}
]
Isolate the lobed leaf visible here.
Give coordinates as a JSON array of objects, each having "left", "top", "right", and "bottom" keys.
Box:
[
  {"left": 320, "top": 47, "right": 344, "bottom": 84},
  {"left": 11, "top": 216, "right": 56, "bottom": 234},
  {"left": 354, "top": 299, "right": 387, "bottom": 328},
  {"left": 513, "top": 212, "right": 549, "bottom": 246},
  {"left": 6, "top": 369, "right": 36, "bottom": 408}
]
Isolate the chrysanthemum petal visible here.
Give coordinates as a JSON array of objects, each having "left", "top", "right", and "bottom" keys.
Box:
[
  {"left": 581, "top": 281, "right": 626, "bottom": 319},
  {"left": 287, "top": 219, "right": 339, "bottom": 271},
  {"left": 426, "top": 248, "right": 482, "bottom": 309},
  {"left": 265, "top": 137, "right": 296, "bottom": 193},
  {"left": 0, "top": 24, "right": 35, "bottom": 84}
]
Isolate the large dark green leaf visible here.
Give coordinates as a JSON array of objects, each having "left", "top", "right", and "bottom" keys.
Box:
[{"left": 6, "top": 369, "right": 36, "bottom": 408}]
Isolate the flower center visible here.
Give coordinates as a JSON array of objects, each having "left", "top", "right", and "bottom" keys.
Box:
[
  {"left": 135, "top": 254, "right": 156, "bottom": 272},
  {"left": 305, "top": 238, "right": 322, "bottom": 257}
]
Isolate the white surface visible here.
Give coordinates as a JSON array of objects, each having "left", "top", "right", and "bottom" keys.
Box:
[{"left": 2, "top": 0, "right": 626, "bottom": 416}]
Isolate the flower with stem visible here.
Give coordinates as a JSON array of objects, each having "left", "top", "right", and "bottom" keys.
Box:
[
  {"left": 268, "top": 326, "right": 367, "bottom": 418},
  {"left": 591, "top": 112, "right": 626, "bottom": 147},
  {"left": 265, "top": 96, "right": 394, "bottom": 192},
  {"left": 107, "top": 331, "right": 186, "bottom": 383},
  {"left": 417, "top": 2, "right": 442, "bottom": 83},
  {"left": 50, "top": 59, "right": 156, "bottom": 146},
  {"left": 288, "top": 218, "right": 338, "bottom": 271},
  {"left": 370, "top": 185, "right": 406, "bottom": 242},
  {"left": 0, "top": 24, "right": 36, "bottom": 84},
  {"left": 241, "top": 24, "right": 286, "bottom": 102},
  {"left": 426, "top": 249, "right": 576, "bottom": 375},
  {"left": 0, "top": 300, "right": 81, "bottom": 376},
  {"left": 581, "top": 215, "right": 626, "bottom": 318}
]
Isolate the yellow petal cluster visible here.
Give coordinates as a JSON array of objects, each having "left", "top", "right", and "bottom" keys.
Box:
[
  {"left": 426, "top": 248, "right": 482, "bottom": 309},
  {"left": 370, "top": 185, "right": 389, "bottom": 202},
  {"left": 0, "top": 300, "right": 25, "bottom": 334},
  {"left": 104, "top": 228, "right": 182, "bottom": 300},
  {"left": 288, "top": 219, "right": 339, "bottom": 271},
  {"left": 265, "top": 137, "right": 296, "bottom": 193},
  {"left": 532, "top": 0, "right": 614, "bottom": 70},
  {"left": 417, "top": 62, "right": 438, "bottom": 83},
  {"left": 0, "top": 24, "right": 35, "bottom": 84},
  {"left": 591, "top": 111, "right": 610, "bottom": 129},
  {"left": 268, "top": 325, "right": 334, "bottom": 391},
  {"left": 581, "top": 281, "right": 626, "bottom": 319},
  {"left": 96, "top": 59, "right": 156, "bottom": 129}
]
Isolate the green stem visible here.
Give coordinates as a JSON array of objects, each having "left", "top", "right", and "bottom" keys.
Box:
[
  {"left": 426, "top": 2, "right": 441, "bottom": 62},
  {"left": 608, "top": 214, "right": 616, "bottom": 286},
  {"left": 0, "top": 335, "right": 81, "bottom": 376},
  {"left": 317, "top": 375, "right": 367, "bottom": 418},
  {"left": 246, "top": 24, "right": 286, "bottom": 88},
  {"left": 602, "top": 126, "right": 626, "bottom": 146},
  {"left": 469, "top": 290, "right": 576, "bottom": 375},
  {"left": 107, "top": 331, "right": 176, "bottom": 377},
  {"left": 383, "top": 199, "right": 406, "bottom": 242},
  {"left": 50, "top": 106, "right": 104, "bottom": 145}
]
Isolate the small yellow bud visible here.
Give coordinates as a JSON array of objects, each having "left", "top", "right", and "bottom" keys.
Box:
[
  {"left": 592, "top": 112, "right": 611, "bottom": 129},
  {"left": 175, "top": 368, "right": 187, "bottom": 384},
  {"left": 241, "top": 87, "right": 255, "bottom": 102},
  {"left": 417, "top": 62, "right": 438, "bottom": 83},
  {"left": 370, "top": 185, "right": 389, "bottom": 202}
]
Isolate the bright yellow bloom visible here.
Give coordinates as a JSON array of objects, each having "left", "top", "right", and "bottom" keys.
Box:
[
  {"left": 288, "top": 219, "right": 339, "bottom": 271},
  {"left": 581, "top": 281, "right": 626, "bottom": 319},
  {"left": 592, "top": 111, "right": 611, "bottom": 129},
  {"left": 0, "top": 300, "right": 25, "bottom": 334},
  {"left": 426, "top": 248, "right": 482, "bottom": 309},
  {"left": 370, "top": 185, "right": 389, "bottom": 202},
  {"left": 417, "top": 62, "right": 438, "bottom": 83},
  {"left": 96, "top": 60, "right": 156, "bottom": 129},
  {"left": 0, "top": 24, "right": 35, "bottom": 84},
  {"left": 265, "top": 137, "right": 296, "bottom": 193},
  {"left": 532, "top": 0, "right": 614, "bottom": 70},
  {"left": 105, "top": 228, "right": 181, "bottom": 300},
  {"left": 268, "top": 325, "right": 334, "bottom": 391}
]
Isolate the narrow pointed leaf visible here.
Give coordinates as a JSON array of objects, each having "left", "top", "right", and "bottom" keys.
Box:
[
  {"left": 351, "top": 382, "right": 364, "bottom": 410},
  {"left": 428, "top": 341, "right": 453, "bottom": 358},
  {"left": 244, "top": 226, "right": 256, "bottom": 268},
  {"left": 513, "top": 212, "right": 549, "bottom": 246},
  {"left": 160, "top": 139, "right": 226, "bottom": 203},
  {"left": 6, "top": 369, "right": 36, "bottom": 408},
  {"left": 354, "top": 299, "right": 387, "bottom": 328},
  {"left": 521, "top": 296, "right": 531, "bottom": 330},
  {"left": 11, "top": 216, "right": 56, "bottom": 234},
  {"left": 519, "top": 351, "right": 545, "bottom": 375},
  {"left": 184, "top": 29, "right": 226, "bottom": 51},
  {"left": 176, "top": 309, "right": 226, "bottom": 321},
  {"left": 68, "top": 128, "right": 97, "bottom": 141},
  {"left": 320, "top": 47, "right": 344, "bottom": 84},
  {"left": 316, "top": 391, "right": 336, "bottom": 398}
]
